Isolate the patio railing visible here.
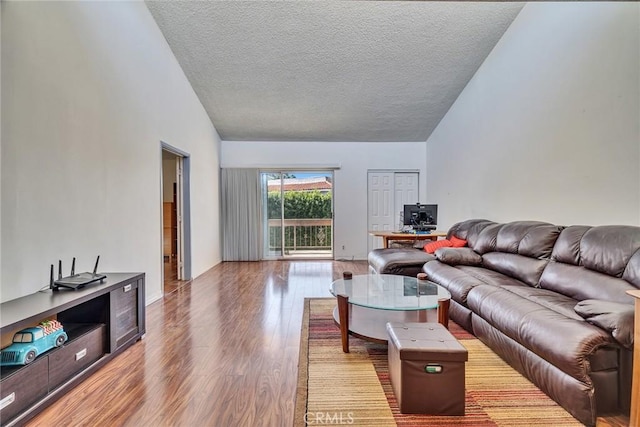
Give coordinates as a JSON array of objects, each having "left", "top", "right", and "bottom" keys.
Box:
[{"left": 267, "top": 218, "right": 332, "bottom": 253}]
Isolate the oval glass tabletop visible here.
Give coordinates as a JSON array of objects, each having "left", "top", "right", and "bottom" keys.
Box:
[{"left": 330, "top": 274, "right": 451, "bottom": 311}]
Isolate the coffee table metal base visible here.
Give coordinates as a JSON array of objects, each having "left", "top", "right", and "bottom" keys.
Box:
[{"left": 334, "top": 294, "right": 450, "bottom": 353}]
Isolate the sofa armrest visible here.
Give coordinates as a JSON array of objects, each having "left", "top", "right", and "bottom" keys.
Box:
[
  {"left": 368, "top": 248, "right": 436, "bottom": 276},
  {"left": 435, "top": 247, "right": 483, "bottom": 266},
  {"left": 574, "top": 299, "right": 634, "bottom": 349}
]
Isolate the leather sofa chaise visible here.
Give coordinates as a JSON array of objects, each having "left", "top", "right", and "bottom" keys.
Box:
[{"left": 368, "top": 219, "right": 637, "bottom": 426}]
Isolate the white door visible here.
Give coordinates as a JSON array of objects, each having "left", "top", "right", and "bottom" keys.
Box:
[
  {"left": 175, "top": 157, "right": 185, "bottom": 280},
  {"left": 367, "top": 171, "right": 419, "bottom": 252},
  {"left": 394, "top": 173, "right": 419, "bottom": 226},
  {"left": 367, "top": 172, "right": 394, "bottom": 252}
]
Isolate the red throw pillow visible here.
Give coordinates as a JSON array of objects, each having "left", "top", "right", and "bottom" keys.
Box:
[
  {"left": 424, "top": 239, "right": 453, "bottom": 254},
  {"left": 450, "top": 236, "right": 468, "bottom": 248}
]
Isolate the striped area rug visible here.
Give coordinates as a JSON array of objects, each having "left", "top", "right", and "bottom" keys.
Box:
[{"left": 294, "top": 298, "right": 583, "bottom": 427}]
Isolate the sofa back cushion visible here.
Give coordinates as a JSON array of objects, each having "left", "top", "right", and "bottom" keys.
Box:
[
  {"left": 540, "top": 262, "right": 636, "bottom": 303},
  {"left": 581, "top": 226, "right": 640, "bottom": 277},
  {"left": 540, "top": 225, "right": 640, "bottom": 302},
  {"left": 482, "top": 253, "right": 549, "bottom": 287},
  {"left": 471, "top": 221, "right": 562, "bottom": 287},
  {"left": 516, "top": 223, "right": 563, "bottom": 258},
  {"left": 474, "top": 221, "right": 561, "bottom": 255},
  {"left": 471, "top": 223, "right": 503, "bottom": 254},
  {"left": 551, "top": 225, "right": 590, "bottom": 265},
  {"left": 447, "top": 219, "right": 496, "bottom": 248}
]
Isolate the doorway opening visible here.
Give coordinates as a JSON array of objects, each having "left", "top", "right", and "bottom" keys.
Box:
[
  {"left": 260, "top": 170, "right": 334, "bottom": 259},
  {"left": 161, "top": 143, "right": 192, "bottom": 294}
]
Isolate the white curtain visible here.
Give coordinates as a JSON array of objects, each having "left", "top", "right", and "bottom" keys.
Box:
[{"left": 221, "top": 168, "right": 262, "bottom": 261}]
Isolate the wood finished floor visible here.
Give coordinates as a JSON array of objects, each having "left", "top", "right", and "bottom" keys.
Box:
[
  {"left": 26, "top": 260, "right": 629, "bottom": 427},
  {"left": 163, "top": 258, "right": 191, "bottom": 295},
  {"left": 27, "top": 260, "right": 369, "bottom": 427}
]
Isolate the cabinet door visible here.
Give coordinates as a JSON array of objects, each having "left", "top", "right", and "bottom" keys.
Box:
[
  {"left": 48, "top": 325, "right": 106, "bottom": 390},
  {"left": 0, "top": 356, "right": 49, "bottom": 423},
  {"left": 110, "top": 281, "right": 139, "bottom": 350}
]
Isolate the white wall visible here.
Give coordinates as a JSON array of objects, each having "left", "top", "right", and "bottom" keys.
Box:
[
  {"left": 222, "top": 141, "right": 427, "bottom": 259},
  {"left": 0, "top": 4, "right": 3, "bottom": 296},
  {"left": 1, "top": 2, "right": 222, "bottom": 303},
  {"left": 427, "top": 2, "right": 640, "bottom": 230}
]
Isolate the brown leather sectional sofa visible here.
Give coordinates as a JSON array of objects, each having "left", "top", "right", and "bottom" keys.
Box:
[{"left": 368, "top": 219, "right": 638, "bottom": 426}]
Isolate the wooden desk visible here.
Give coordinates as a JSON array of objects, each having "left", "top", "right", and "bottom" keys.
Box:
[
  {"left": 627, "top": 289, "right": 640, "bottom": 427},
  {"left": 369, "top": 231, "right": 447, "bottom": 249}
]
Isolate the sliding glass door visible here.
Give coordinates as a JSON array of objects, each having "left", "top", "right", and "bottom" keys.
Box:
[
  {"left": 263, "top": 171, "right": 283, "bottom": 258},
  {"left": 261, "top": 171, "right": 333, "bottom": 259}
]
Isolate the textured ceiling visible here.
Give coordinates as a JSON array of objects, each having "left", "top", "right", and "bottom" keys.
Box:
[{"left": 146, "top": 1, "right": 524, "bottom": 142}]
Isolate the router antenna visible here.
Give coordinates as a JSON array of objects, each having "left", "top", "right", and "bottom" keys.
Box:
[
  {"left": 58, "top": 260, "right": 62, "bottom": 280},
  {"left": 93, "top": 255, "right": 100, "bottom": 276},
  {"left": 50, "top": 264, "right": 56, "bottom": 291},
  {"left": 71, "top": 257, "right": 76, "bottom": 276}
]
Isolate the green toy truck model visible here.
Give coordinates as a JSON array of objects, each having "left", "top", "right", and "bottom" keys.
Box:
[{"left": 0, "top": 320, "right": 67, "bottom": 366}]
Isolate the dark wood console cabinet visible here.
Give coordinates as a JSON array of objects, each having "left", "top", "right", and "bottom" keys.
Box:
[{"left": 0, "top": 273, "right": 145, "bottom": 426}]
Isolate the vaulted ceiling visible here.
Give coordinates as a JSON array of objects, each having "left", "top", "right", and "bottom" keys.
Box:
[{"left": 146, "top": 1, "right": 524, "bottom": 142}]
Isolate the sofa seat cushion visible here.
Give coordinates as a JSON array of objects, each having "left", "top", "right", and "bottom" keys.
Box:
[
  {"left": 499, "top": 286, "right": 584, "bottom": 321},
  {"left": 467, "top": 284, "right": 617, "bottom": 382},
  {"left": 423, "top": 262, "right": 528, "bottom": 306},
  {"left": 369, "top": 248, "right": 435, "bottom": 276}
]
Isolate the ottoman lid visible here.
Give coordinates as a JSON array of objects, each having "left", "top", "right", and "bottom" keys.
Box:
[{"left": 387, "top": 322, "right": 468, "bottom": 362}]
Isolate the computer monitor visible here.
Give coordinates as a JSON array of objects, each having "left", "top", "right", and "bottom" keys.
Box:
[{"left": 403, "top": 203, "right": 438, "bottom": 231}]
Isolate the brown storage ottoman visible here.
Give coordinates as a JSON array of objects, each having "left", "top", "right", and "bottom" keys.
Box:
[{"left": 387, "top": 322, "right": 468, "bottom": 415}]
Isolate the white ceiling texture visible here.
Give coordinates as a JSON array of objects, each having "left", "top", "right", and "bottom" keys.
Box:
[{"left": 146, "top": 1, "right": 524, "bottom": 142}]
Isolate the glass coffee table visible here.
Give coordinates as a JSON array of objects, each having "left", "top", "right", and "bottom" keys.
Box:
[{"left": 330, "top": 274, "right": 451, "bottom": 352}]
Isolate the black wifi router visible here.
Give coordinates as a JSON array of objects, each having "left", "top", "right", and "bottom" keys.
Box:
[{"left": 51, "top": 256, "right": 106, "bottom": 291}]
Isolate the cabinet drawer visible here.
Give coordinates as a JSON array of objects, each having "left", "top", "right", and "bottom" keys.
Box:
[
  {"left": 113, "top": 282, "right": 139, "bottom": 347},
  {"left": 0, "top": 356, "right": 48, "bottom": 423},
  {"left": 48, "top": 325, "right": 106, "bottom": 390}
]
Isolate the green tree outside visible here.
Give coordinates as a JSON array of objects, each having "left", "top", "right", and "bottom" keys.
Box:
[
  {"left": 268, "top": 190, "right": 332, "bottom": 250},
  {"left": 268, "top": 190, "right": 332, "bottom": 219}
]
